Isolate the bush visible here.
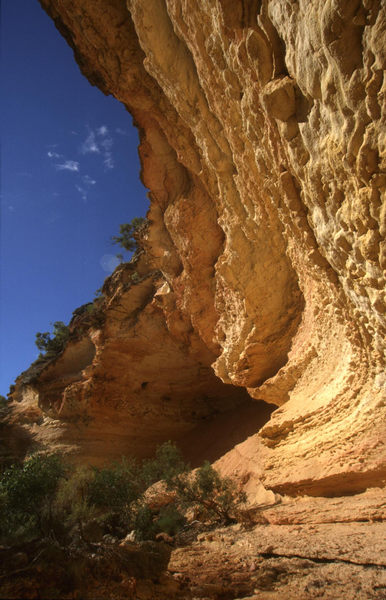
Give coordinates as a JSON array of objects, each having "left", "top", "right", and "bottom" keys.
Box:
[
  {"left": 0, "top": 454, "right": 66, "bottom": 542},
  {"left": 141, "top": 441, "right": 188, "bottom": 488},
  {"left": 88, "top": 457, "right": 141, "bottom": 511},
  {"left": 156, "top": 504, "right": 186, "bottom": 536},
  {"left": 0, "top": 444, "right": 245, "bottom": 547},
  {"left": 111, "top": 217, "right": 147, "bottom": 254},
  {"left": 169, "top": 461, "right": 247, "bottom": 525},
  {"left": 0, "top": 394, "right": 10, "bottom": 417},
  {"left": 53, "top": 465, "right": 97, "bottom": 536},
  {"left": 35, "top": 321, "right": 70, "bottom": 357}
]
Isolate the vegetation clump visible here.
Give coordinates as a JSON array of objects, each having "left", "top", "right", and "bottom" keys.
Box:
[
  {"left": 0, "top": 454, "right": 66, "bottom": 543},
  {"left": 35, "top": 321, "right": 70, "bottom": 358},
  {"left": 111, "top": 217, "right": 147, "bottom": 256},
  {"left": 0, "top": 395, "right": 9, "bottom": 416},
  {"left": 0, "top": 442, "right": 245, "bottom": 548},
  {"left": 0, "top": 444, "right": 247, "bottom": 598}
]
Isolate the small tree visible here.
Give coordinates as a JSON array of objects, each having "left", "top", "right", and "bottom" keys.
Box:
[
  {"left": 111, "top": 217, "right": 147, "bottom": 253},
  {"left": 169, "top": 461, "right": 247, "bottom": 525},
  {"left": 35, "top": 321, "right": 70, "bottom": 357},
  {"left": 141, "top": 441, "right": 188, "bottom": 488}
]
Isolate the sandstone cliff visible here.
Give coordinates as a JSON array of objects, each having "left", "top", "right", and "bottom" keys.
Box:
[{"left": 3, "top": 0, "right": 385, "bottom": 506}]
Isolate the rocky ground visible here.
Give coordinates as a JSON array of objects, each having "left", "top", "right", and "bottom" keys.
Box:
[
  {"left": 1, "top": 490, "right": 385, "bottom": 600},
  {"left": 167, "top": 520, "right": 386, "bottom": 600}
]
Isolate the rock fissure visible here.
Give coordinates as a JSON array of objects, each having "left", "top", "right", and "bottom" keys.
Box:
[{"left": 259, "top": 551, "right": 386, "bottom": 570}]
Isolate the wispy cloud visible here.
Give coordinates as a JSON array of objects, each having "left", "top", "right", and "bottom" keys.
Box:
[
  {"left": 47, "top": 151, "right": 61, "bottom": 159},
  {"left": 97, "top": 125, "right": 108, "bottom": 136},
  {"left": 100, "top": 133, "right": 114, "bottom": 170},
  {"left": 80, "top": 126, "right": 115, "bottom": 170},
  {"left": 115, "top": 127, "right": 127, "bottom": 136},
  {"left": 83, "top": 175, "right": 96, "bottom": 186},
  {"left": 81, "top": 131, "right": 100, "bottom": 154},
  {"left": 104, "top": 155, "right": 114, "bottom": 170},
  {"left": 56, "top": 160, "right": 80, "bottom": 172},
  {"left": 75, "top": 184, "right": 88, "bottom": 202}
]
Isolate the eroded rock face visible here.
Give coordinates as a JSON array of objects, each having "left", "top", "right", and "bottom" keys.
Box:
[
  {"left": 6, "top": 256, "right": 252, "bottom": 465},
  {"left": 5, "top": 0, "right": 385, "bottom": 496}
]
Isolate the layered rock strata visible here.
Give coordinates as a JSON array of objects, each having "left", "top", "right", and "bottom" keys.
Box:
[{"left": 4, "top": 0, "right": 385, "bottom": 501}]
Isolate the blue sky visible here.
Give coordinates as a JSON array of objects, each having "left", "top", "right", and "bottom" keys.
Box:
[{"left": 0, "top": 1, "right": 149, "bottom": 396}]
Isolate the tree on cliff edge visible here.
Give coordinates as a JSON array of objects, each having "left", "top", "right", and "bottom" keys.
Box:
[
  {"left": 35, "top": 321, "right": 69, "bottom": 357},
  {"left": 111, "top": 217, "right": 147, "bottom": 254}
]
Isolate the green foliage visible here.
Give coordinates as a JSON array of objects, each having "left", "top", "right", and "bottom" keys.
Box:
[
  {"left": 131, "top": 502, "right": 156, "bottom": 541},
  {"left": 35, "top": 321, "right": 70, "bottom": 357},
  {"left": 0, "top": 443, "right": 245, "bottom": 547},
  {"left": 156, "top": 504, "right": 186, "bottom": 536},
  {"left": 53, "top": 465, "right": 97, "bottom": 533},
  {"left": 88, "top": 457, "right": 141, "bottom": 511},
  {"left": 111, "top": 217, "right": 147, "bottom": 253},
  {"left": 0, "top": 395, "right": 9, "bottom": 416},
  {"left": 170, "top": 461, "right": 247, "bottom": 525},
  {"left": 0, "top": 454, "right": 66, "bottom": 542},
  {"left": 141, "top": 441, "right": 188, "bottom": 488}
]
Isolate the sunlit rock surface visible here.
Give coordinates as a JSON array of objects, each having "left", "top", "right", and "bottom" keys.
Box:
[{"left": 3, "top": 0, "right": 385, "bottom": 508}]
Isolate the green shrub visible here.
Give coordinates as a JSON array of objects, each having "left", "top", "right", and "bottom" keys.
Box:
[
  {"left": 131, "top": 502, "right": 156, "bottom": 541},
  {"left": 111, "top": 217, "right": 147, "bottom": 254},
  {"left": 0, "top": 454, "right": 66, "bottom": 542},
  {"left": 0, "top": 394, "right": 9, "bottom": 417},
  {"left": 88, "top": 457, "right": 141, "bottom": 511},
  {"left": 156, "top": 504, "right": 186, "bottom": 536},
  {"left": 35, "top": 321, "right": 70, "bottom": 357},
  {"left": 169, "top": 461, "right": 247, "bottom": 525},
  {"left": 53, "top": 465, "right": 97, "bottom": 534},
  {"left": 141, "top": 441, "right": 188, "bottom": 488},
  {"left": 0, "top": 444, "right": 245, "bottom": 547}
]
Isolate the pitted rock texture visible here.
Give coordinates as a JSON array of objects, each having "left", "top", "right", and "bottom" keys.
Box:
[{"left": 5, "top": 0, "right": 385, "bottom": 498}]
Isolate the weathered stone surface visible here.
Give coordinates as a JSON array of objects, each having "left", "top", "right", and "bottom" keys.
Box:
[
  {"left": 168, "top": 512, "right": 386, "bottom": 599},
  {"left": 5, "top": 0, "right": 384, "bottom": 499},
  {"left": 5, "top": 256, "right": 251, "bottom": 464}
]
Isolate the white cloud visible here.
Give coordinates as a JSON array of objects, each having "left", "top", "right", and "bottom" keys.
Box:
[
  {"left": 81, "top": 131, "right": 100, "bottom": 154},
  {"left": 101, "top": 137, "right": 112, "bottom": 151},
  {"left": 56, "top": 160, "right": 80, "bottom": 172},
  {"left": 75, "top": 184, "right": 87, "bottom": 201},
  {"left": 83, "top": 175, "right": 96, "bottom": 186},
  {"left": 100, "top": 134, "right": 114, "bottom": 169},
  {"left": 115, "top": 127, "right": 127, "bottom": 136},
  {"left": 47, "top": 151, "right": 61, "bottom": 159},
  {"left": 80, "top": 126, "right": 115, "bottom": 169},
  {"left": 104, "top": 154, "right": 114, "bottom": 170}
]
